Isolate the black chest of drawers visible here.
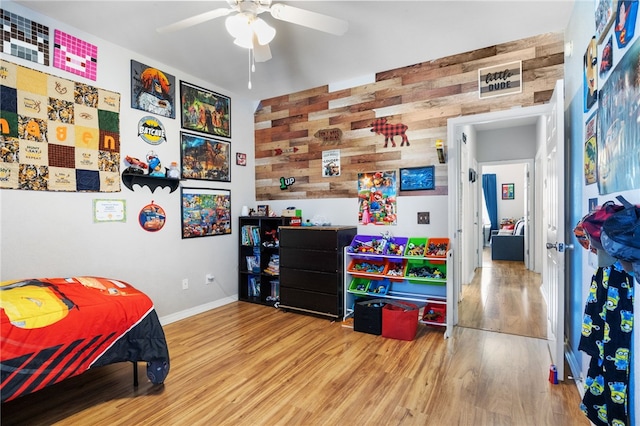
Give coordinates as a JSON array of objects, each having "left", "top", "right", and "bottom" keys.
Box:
[{"left": 279, "top": 226, "right": 356, "bottom": 319}]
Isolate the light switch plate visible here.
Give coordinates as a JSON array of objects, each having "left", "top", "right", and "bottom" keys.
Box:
[{"left": 417, "top": 212, "right": 430, "bottom": 224}]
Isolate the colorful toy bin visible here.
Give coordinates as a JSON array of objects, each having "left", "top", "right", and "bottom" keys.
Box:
[
  {"left": 348, "top": 258, "right": 387, "bottom": 275},
  {"left": 404, "top": 237, "right": 428, "bottom": 257},
  {"left": 347, "top": 235, "right": 388, "bottom": 255},
  {"left": 348, "top": 277, "right": 372, "bottom": 294},
  {"left": 422, "top": 302, "right": 446, "bottom": 324},
  {"left": 385, "top": 237, "right": 408, "bottom": 258},
  {"left": 426, "top": 238, "right": 450, "bottom": 261},
  {"left": 404, "top": 258, "right": 447, "bottom": 283},
  {"left": 366, "top": 278, "right": 390, "bottom": 296}
]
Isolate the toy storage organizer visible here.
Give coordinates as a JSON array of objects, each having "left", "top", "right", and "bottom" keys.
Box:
[{"left": 344, "top": 234, "right": 452, "bottom": 337}]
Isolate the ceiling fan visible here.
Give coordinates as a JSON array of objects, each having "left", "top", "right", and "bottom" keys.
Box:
[{"left": 157, "top": 0, "right": 349, "bottom": 63}]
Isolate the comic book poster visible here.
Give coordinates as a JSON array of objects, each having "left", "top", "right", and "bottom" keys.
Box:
[
  {"left": 131, "top": 60, "right": 175, "bottom": 119},
  {"left": 322, "top": 149, "right": 340, "bottom": 177},
  {"left": 357, "top": 171, "right": 397, "bottom": 225},
  {"left": 584, "top": 112, "right": 597, "bottom": 185},
  {"left": 596, "top": 36, "right": 640, "bottom": 194}
]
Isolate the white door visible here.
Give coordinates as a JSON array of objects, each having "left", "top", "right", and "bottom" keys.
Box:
[{"left": 543, "top": 80, "right": 565, "bottom": 381}]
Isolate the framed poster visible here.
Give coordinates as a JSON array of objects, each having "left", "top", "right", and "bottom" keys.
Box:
[
  {"left": 180, "top": 187, "right": 231, "bottom": 238},
  {"left": 180, "top": 132, "right": 230, "bottom": 182},
  {"left": 502, "top": 183, "right": 515, "bottom": 200},
  {"left": 399, "top": 166, "right": 435, "bottom": 191},
  {"left": 131, "top": 60, "right": 175, "bottom": 118},
  {"left": 180, "top": 81, "right": 231, "bottom": 138},
  {"left": 357, "top": 170, "right": 397, "bottom": 225}
]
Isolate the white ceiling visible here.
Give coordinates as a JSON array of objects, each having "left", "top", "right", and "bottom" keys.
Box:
[{"left": 12, "top": 0, "right": 575, "bottom": 102}]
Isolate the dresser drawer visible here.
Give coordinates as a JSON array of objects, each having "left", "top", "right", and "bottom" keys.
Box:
[
  {"left": 280, "top": 227, "right": 342, "bottom": 251},
  {"left": 280, "top": 287, "right": 339, "bottom": 316},
  {"left": 280, "top": 248, "right": 338, "bottom": 272},
  {"left": 280, "top": 268, "right": 339, "bottom": 294}
]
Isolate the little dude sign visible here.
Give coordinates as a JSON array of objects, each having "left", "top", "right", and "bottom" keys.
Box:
[{"left": 478, "top": 61, "right": 522, "bottom": 99}]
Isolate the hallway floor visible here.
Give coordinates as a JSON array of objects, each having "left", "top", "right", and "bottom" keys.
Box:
[{"left": 458, "top": 248, "right": 547, "bottom": 339}]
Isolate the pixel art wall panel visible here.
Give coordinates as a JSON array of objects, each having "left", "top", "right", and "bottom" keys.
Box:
[
  {"left": 0, "top": 9, "right": 49, "bottom": 65},
  {"left": 53, "top": 29, "right": 98, "bottom": 81}
]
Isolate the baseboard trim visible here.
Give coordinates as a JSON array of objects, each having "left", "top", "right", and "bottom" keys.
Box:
[
  {"left": 565, "top": 346, "right": 585, "bottom": 398},
  {"left": 158, "top": 295, "right": 238, "bottom": 326}
]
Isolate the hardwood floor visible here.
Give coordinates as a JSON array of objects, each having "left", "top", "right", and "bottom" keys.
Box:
[
  {"left": 2, "top": 292, "right": 588, "bottom": 425},
  {"left": 458, "top": 248, "right": 547, "bottom": 339}
]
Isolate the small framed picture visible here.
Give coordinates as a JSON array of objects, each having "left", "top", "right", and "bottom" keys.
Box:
[
  {"left": 236, "top": 152, "right": 247, "bottom": 166},
  {"left": 502, "top": 183, "right": 515, "bottom": 200},
  {"left": 399, "top": 165, "right": 435, "bottom": 191},
  {"left": 256, "top": 204, "right": 269, "bottom": 217}
]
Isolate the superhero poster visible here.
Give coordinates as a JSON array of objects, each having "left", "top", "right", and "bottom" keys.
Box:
[
  {"left": 357, "top": 170, "right": 397, "bottom": 225},
  {"left": 131, "top": 60, "right": 176, "bottom": 118}
]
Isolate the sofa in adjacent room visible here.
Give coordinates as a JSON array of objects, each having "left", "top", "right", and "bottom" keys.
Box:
[{"left": 491, "top": 219, "right": 525, "bottom": 261}]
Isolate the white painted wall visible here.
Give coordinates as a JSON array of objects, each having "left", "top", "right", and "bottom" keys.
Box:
[
  {"left": 476, "top": 125, "right": 537, "bottom": 162},
  {"left": 0, "top": 1, "right": 257, "bottom": 320},
  {"left": 482, "top": 163, "right": 526, "bottom": 222},
  {"left": 261, "top": 196, "right": 449, "bottom": 239}
]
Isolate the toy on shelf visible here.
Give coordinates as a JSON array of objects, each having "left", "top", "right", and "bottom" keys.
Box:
[
  {"left": 146, "top": 150, "right": 164, "bottom": 177},
  {"left": 349, "top": 260, "right": 385, "bottom": 274},
  {"left": 405, "top": 264, "right": 445, "bottom": 279},
  {"left": 426, "top": 238, "right": 449, "bottom": 257},
  {"left": 387, "top": 241, "right": 405, "bottom": 256},
  {"left": 263, "top": 229, "right": 279, "bottom": 248},
  {"left": 124, "top": 155, "right": 148, "bottom": 174},
  {"left": 348, "top": 234, "right": 388, "bottom": 254},
  {"left": 406, "top": 242, "right": 425, "bottom": 256},
  {"left": 386, "top": 262, "right": 404, "bottom": 277}
]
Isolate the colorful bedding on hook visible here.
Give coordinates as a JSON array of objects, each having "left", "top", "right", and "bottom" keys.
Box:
[
  {"left": 0, "top": 59, "right": 121, "bottom": 191},
  {"left": 0, "top": 276, "right": 169, "bottom": 402}
]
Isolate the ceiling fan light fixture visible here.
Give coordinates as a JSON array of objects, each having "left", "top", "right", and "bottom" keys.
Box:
[
  {"left": 226, "top": 12, "right": 275, "bottom": 50},
  {"left": 225, "top": 13, "right": 252, "bottom": 40},
  {"left": 251, "top": 17, "right": 276, "bottom": 45},
  {"left": 233, "top": 36, "right": 253, "bottom": 49}
]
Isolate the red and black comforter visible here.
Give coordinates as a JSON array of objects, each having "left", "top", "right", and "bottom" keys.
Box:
[{"left": 0, "top": 276, "right": 170, "bottom": 402}]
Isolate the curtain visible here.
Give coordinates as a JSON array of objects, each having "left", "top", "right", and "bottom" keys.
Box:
[{"left": 482, "top": 173, "right": 498, "bottom": 235}]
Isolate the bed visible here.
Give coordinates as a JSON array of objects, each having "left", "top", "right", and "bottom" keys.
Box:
[{"left": 0, "top": 276, "right": 170, "bottom": 402}]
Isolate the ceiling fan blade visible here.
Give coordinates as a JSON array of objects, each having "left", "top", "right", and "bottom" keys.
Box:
[
  {"left": 253, "top": 40, "right": 272, "bottom": 62},
  {"left": 157, "top": 8, "right": 233, "bottom": 34},
  {"left": 269, "top": 3, "right": 348, "bottom": 36}
]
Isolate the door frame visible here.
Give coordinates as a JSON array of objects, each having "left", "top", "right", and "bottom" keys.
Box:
[{"left": 447, "top": 103, "right": 552, "bottom": 326}]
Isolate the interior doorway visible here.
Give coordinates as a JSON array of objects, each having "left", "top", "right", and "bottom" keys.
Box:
[{"left": 446, "top": 104, "right": 550, "bottom": 329}]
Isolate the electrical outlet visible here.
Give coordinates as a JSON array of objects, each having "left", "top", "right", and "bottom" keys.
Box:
[
  {"left": 206, "top": 274, "right": 215, "bottom": 285},
  {"left": 417, "top": 212, "right": 430, "bottom": 224},
  {"left": 182, "top": 278, "right": 189, "bottom": 290}
]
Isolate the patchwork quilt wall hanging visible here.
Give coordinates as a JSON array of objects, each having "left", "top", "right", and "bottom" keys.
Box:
[{"left": 0, "top": 60, "right": 121, "bottom": 192}]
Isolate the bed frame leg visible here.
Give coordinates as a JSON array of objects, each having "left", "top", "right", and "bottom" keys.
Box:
[{"left": 132, "top": 362, "right": 139, "bottom": 387}]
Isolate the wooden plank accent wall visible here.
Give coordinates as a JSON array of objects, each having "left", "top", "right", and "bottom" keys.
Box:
[{"left": 254, "top": 32, "right": 564, "bottom": 200}]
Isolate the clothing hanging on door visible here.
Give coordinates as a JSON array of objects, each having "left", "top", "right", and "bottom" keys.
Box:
[{"left": 579, "top": 261, "right": 634, "bottom": 426}]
